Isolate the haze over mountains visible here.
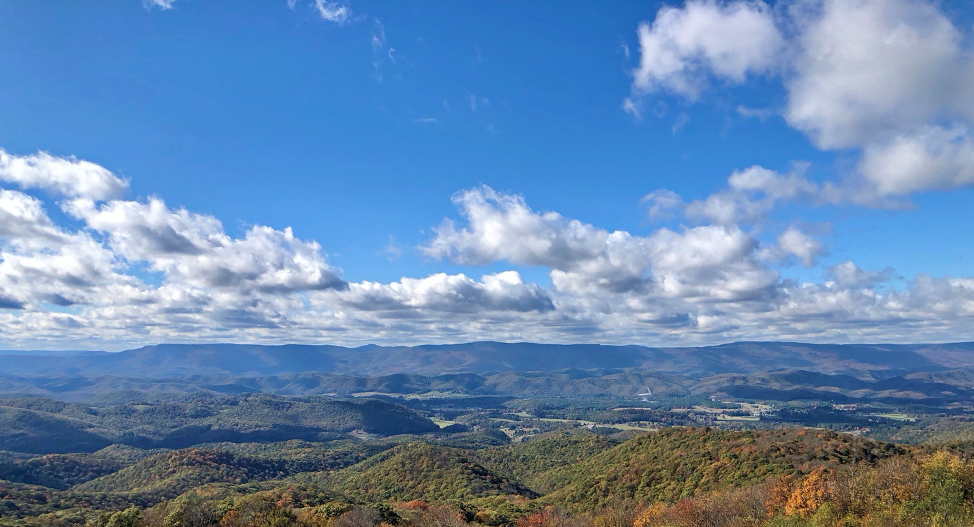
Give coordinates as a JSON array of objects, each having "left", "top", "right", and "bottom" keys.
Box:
[
  {"left": 3, "top": 341, "right": 974, "bottom": 379},
  {"left": 2, "top": 341, "right": 974, "bottom": 405}
]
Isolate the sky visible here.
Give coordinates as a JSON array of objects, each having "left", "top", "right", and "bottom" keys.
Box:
[{"left": 2, "top": 0, "right": 974, "bottom": 350}]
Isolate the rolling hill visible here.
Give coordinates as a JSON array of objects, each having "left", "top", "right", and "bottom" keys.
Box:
[
  {"left": 0, "top": 395, "right": 437, "bottom": 455},
  {"left": 314, "top": 442, "right": 539, "bottom": 502}
]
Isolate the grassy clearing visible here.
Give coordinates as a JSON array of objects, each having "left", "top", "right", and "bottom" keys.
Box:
[{"left": 430, "top": 417, "right": 458, "bottom": 428}]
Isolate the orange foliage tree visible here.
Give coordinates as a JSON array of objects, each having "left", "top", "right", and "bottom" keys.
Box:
[{"left": 785, "top": 468, "right": 834, "bottom": 518}]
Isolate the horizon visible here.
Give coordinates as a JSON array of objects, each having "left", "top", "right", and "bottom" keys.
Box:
[
  {"left": 3, "top": 0, "right": 974, "bottom": 349},
  {"left": 4, "top": 338, "right": 974, "bottom": 354}
]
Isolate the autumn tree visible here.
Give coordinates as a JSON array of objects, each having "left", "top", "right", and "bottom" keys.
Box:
[{"left": 785, "top": 468, "right": 833, "bottom": 519}]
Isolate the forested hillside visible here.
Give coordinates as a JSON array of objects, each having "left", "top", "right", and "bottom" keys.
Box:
[
  {"left": 0, "top": 395, "right": 437, "bottom": 454},
  {"left": 2, "top": 426, "right": 974, "bottom": 526},
  {"left": 313, "top": 442, "right": 539, "bottom": 503}
]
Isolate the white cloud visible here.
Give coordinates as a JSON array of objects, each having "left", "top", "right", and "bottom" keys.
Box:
[
  {"left": 339, "top": 272, "right": 554, "bottom": 314},
  {"left": 0, "top": 184, "right": 148, "bottom": 313},
  {"left": 643, "top": 225, "right": 776, "bottom": 302},
  {"left": 641, "top": 189, "right": 683, "bottom": 219},
  {"left": 627, "top": 0, "right": 974, "bottom": 201},
  {"left": 143, "top": 0, "right": 175, "bottom": 10},
  {"left": 684, "top": 165, "right": 821, "bottom": 225},
  {"left": 773, "top": 226, "right": 825, "bottom": 267},
  {"left": 468, "top": 94, "right": 489, "bottom": 112},
  {"left": 785, "top": 0, "right": 968, "bottom": 150},
  {"left": 629, "top": 0, "right": 783, "bottom": 101},
  {"left": 66, "top": 197, "right": 347, "bottom": 294},
  {"left": 0, "top": 190, "right": 68, "bottom": 246},
  {"left": 726, "top": 165, "right": 815, "bottom": 199},
  {"left": 384, "top": 236, "right": 403, "bottom": 260},
  {"left": 412, "top": 186, "right": 974, "bottom": 344},
  {"left": 313, "top": 0, "right": 351, "bottom": 24},
  {"left": 622, "top": 97, "right": 641, "bottom": 119},
  {"left": 423, "top": 186, "right": 619, "bottom": 269},
  {"left": 370, "top": 18, "right": 387, "bottom": 80},
  {"left": 827, "top": 261, "right": 893, "bottom": 289},
  {"left": 858, "top": 125, "right": 974, "bottom": 196},
  {"left": 5, "top": 149, "right": 974, "bottom": 347},
  {"left": 671, "top": 112, "right": 690, "bottom": 135},
  {"left": 789, "top": 0, "right": 974, "bottom": 199},
  {"left": 0, "top": 149, "right": 128, "bottom": 200},
  {"left": 736, "top": 105, "right": 773, "bottom": 120},
  {"left": 424, "top": 186, "right": 777, "bottom": 302},
  {"left": 0, "top": 235, "right": 131, "bottom": 309}
]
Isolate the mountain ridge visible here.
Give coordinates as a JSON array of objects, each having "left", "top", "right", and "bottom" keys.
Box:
[{"left": 2, "top": 341, "right": 973, "bottom": 379}]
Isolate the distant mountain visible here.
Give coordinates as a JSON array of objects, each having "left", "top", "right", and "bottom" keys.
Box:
[
  {"left": 691, "top": 369, "right": 974, "bottom": 404},
  {"left": 1, "top": 341, "right": 972, "bottom": 379}
]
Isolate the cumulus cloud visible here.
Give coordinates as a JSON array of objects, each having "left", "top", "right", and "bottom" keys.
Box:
[
  {"left": 683, "top": 166, "right": 822, "bottom": 224},
  {"left": 644, "top": 225, "right": 776, "bottom": 302},
  {"left": 0, "top": 148, "right": 352, "bottom": 343},
  {"left": 0, "top": 149, "right": 576, "bottom": 347},
  {"left": 424, "top": 186, "right": 777, "bottom": 302},
  {"left": 0, "top": 190, "right": 68, "bottom": 246},
  {"left": 66, "top": 197, "right": 347, "bottom": 294},
  {"left": 339, "top": 272, "right": 554, "bottom": 314},
  {"left": 786, "top": 0, "right": 974, "bottom": 201},
  {"left": 772, "top": 226, "right": 825, "bottom": 267},
  {"left": 827, "top": 261, "right": 894, "bottom": 289},
  {"left": 0, "top": 185, "right": 140, "bottom": 312},
  {"left": 626, "top": 0, "right": 783, "bottom": 106},
  {"left": 785, "top": 0, "right": 967, "bottom": 149},
  {"left": 413, "top": 186, "right": 974, "bottom": 344},
  {"left": 0, "top": 149, "right": 128, "bottom": 200},
  {"left": 0, "top": 235, "right": 130, "bottom": 309},
  {"left": 423, "top": 186, "right": 615, "bottom": 269},
  {"left": 858, "top": 126, "right": 974, "bottom": 196},
  {"left": 626, "top": 0, "right": 974, "bottom": 201}
]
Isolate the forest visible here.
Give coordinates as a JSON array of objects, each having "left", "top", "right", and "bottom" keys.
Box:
[{"left": 3, "top": 415, "right": 974, "bottom": 526}]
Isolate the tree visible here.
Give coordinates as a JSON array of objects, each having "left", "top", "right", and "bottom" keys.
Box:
[
  {"left": 163, "top": 494, "right": 217, "bottom": 527},
  {"left": 101, "top": 508, "right": 141, "bottom": 527},
  {"left": 632, "top": 503, "right": 668, "bottom": 527},
  {"left": 785, "top": 468, "right": 833, "bottom": 519}
]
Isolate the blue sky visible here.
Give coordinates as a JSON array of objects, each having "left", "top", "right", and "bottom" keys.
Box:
[{"left": 1, "top": 0, "right": 974, "bottom": 349}]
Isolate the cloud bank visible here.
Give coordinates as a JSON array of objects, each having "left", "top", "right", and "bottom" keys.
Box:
[{"left": 1, "top": 145, "right": 973, "bottom": 349}]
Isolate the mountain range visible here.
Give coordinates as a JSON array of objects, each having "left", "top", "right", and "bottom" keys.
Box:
[{"left": 3, "top": 341, "right": 974, "bottom": 379}]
